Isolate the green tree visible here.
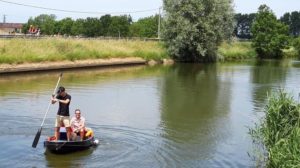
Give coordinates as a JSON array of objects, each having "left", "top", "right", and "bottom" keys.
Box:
[
  {"left": 71, "top": 19, "right": 85, "bottom": 36},
  {"left": 58, "top": 17, "right": 74, "bottom": 35},
  {"left": 100, "top": 14, "right": 112, "bottom": 36},
  {"left": 129, "top": 23, "right": 140, "bottom": 37},
  {"left": 22, "top": 17, "right": 34, "bottom": 34},
  {"left": 234, "top": 13, "right": 256, "bottom": 39},
  {"left": 280, "top": 13, "right": 291, "bottom": 27},
  {"left": 53, "top": 21, "right": 62, "bottom": 35},
  {"left": 293, "top": 37, "right": 300, "bottom": 56},
  {"left": 251, "top": 5, "right": 290, "bottom": 58},
  {"left": 162, "top": 0, "right": 234, "bottom": 62},
  {"left": 23, "top": 15, "right": 56, "bottom": 35},
  {"left": 290, "top": 11, "right": 300, "bottom": 36},
  {"left": 280, "top": 11, "right": 300, "bottom": 37},
  {"left": 108, "top": 15, "right": 131, "bottom": 37},
  {"left": 129, "top": 15, "right": 158, "bottom": 38},
  {"left": 83, "top": 17, "right": 101, "bottom": 37},
  {"left": 34, "top": 14, "right": 57, "bottom": 35}
]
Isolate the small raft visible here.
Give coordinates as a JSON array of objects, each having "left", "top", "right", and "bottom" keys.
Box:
[{"left": 44, "top": 127, "right": 98, "bottom": 154}]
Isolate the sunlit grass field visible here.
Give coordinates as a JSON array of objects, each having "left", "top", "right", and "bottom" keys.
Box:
[{"left": 0, "top": 38, "right": 168, "bottom": 64}]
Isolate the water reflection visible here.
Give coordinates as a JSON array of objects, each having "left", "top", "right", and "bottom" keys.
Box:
[
  {"left": 0, "top": 65, "right": 156, "bottom": 97},
  {"left": 45, "top": 149, "right": 94, "bottom": 168},
  {"left": 2, "top": 61, "right": 297, "bottom": 167},
  {"left": 250, "top": 60, "right": 289, "bottom": 110},
  {"left": 159, "top": 64, "right": 232, "bottom": 165}
]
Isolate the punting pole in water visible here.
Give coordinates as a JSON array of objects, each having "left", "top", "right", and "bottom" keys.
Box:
[
  {"left": 32, "top": 73, "right": 63, "bottom": 148},
  {"left": 298, "top": 88, "right": 300, "bottom": 103}
]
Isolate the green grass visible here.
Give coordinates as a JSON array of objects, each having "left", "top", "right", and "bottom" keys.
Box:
[
  {"left": 0, "top": 38, "right": 168, "bottom": 64},
  {"left": 283, "top": 47, "right": 298, "bottom": 58},
  {"left": 250, "top": 90, "right": 300, "bottom": 167},
  {"left": 2, "top": 38, "right": 297, "bottom": 65},
  {"left": 218, "top": 41, "right": 257, "bottom": 61},
  {"left": 0, "top": 38, "right": 257, "bottom": 64}
]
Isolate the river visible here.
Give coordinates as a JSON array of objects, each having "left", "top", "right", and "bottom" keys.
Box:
[{"left": 0, "top": 60, "right": 300, "bottom": 167}]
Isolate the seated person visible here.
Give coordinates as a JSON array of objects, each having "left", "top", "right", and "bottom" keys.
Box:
[{"left": 70, "top": 109, "right": 85, "bottom": 141}]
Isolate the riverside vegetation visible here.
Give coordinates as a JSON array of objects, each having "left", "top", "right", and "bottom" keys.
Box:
[
  {"left": 218, "top": 38, "right": 299, "bottom": 61},
  {"left": 0, "top": 38, "right": 168, "bottom": 64},
  {"left": 250, "top": 91, "right": 300, "bottom": 167},
  {"left": 0, "top": 38, "right": 298, "bottom": 65},
  {"left": 218, "top": 41, "right": 256, "bottom": 61}
]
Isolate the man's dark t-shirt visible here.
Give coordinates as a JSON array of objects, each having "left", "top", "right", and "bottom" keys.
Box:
[{"left": 56, "top": 94, "right": 71, "bottom": 116}]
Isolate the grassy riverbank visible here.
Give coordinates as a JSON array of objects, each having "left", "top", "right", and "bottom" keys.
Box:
[
  {"left": 218, "top": 41, "right": 257, "bottom": 61},
  {"left": 0, "top": 38, "right": 168, "bottom": 64},
  {"left": 0, "top": 39, "right": 256, "bottom": 64},
  {"left": 0, "top": 38, "right": 297, "bottom": 65},
  {"left": 218, "top": 41, "right": 298, "bottom": 61},
  {"left": 251, "top": 91, "right": 300, "bottom": 167}
]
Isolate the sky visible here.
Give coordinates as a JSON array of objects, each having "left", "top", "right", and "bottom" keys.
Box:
[
  {"left": 0, "top": 0, "right": 299, "bottom": 23},
  {"left": 233, "top": 0, "right": 300, "bottom": 17}
]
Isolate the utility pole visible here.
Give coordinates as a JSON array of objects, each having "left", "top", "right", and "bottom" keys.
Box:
[
  {"left": 3, "top": 15, "right": 6, "bottom": 23},
  {"left": 158, "top": 7, "right": 162, "bottom": 39}
]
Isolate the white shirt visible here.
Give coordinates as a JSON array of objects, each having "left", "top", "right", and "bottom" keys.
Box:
[{"left": 71, "top": 116, "right": 85, "bottom": 131}]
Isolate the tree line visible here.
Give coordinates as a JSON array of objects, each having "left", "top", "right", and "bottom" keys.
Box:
[
  {"left": 22, "top": 14, "right": 160, "bottom": 38},
  {"left": 235, "top": 6, "right": 300, "bottom": 59},
  {"left": 22, "top": 2, "right": 300, "bottom": 62},
  {"left": 235, "top": 11, "right": 300, "bottom": 39},
  {"left": 23, "top": 11, "right": 300, "bottom": 39},
  {"left": 162, "top": 1, "right": 300, "bottom": 62}
]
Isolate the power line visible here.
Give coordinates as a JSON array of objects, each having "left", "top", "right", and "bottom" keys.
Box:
[{"left": 0, "top": 0, "right": 159, "bottom": 15}]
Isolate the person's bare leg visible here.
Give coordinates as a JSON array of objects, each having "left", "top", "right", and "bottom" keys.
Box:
[
  {"left": 55, "top": 127, "right": 60, "bottom": 141},
  {"left": 80, "top": 129, "right": 84, "bottom": 141},
  {"left": 66, "top": 127, "right": 71, "bottom": 141},
  {"left": 71, "top": 132, "right": 77, "bottom": 141}
]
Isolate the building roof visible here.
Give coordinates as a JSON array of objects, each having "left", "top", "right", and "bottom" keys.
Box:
[{"left": 0, "top": 23, "right": 23, "bottom": 29}]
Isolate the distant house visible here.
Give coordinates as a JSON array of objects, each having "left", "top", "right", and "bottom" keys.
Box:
[{"left": 0, "top": 23, "right": 23, "bottom": 34}]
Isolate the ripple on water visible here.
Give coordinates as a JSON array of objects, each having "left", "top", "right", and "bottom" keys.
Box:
[
  {"left": 0, "top": 120, "right": 253, "bottom": 167},
  {"left": 0, "top": 135, "right": 45, "bottom": 167},
  {"left": 85, "top": 125, "right": 182, "bottom": 168}
]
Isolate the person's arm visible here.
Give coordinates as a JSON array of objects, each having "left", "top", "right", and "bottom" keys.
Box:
[
  {"left": 58, "top": 95, "right": 71, "bottom": 104},
  {"left": 51, "top": 95, "right": 58, "bottom": 104},
  {"left": 78, "top": 118, "right": 85, "bottom": 130},
  {"left": 57, "top": 98, "right": 70, "bottom": 104},
  {"left": 70, "top": 118, "right": 76, "bottom": 132}
]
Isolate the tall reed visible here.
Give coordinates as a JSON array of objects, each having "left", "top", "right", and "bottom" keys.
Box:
[{"left": 250, "top": 90, "right": 300, "bottom": 167}]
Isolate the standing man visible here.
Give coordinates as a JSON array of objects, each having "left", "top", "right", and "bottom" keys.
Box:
[{"left": 51, "top": 86, "right": 72, "bottom": 141}]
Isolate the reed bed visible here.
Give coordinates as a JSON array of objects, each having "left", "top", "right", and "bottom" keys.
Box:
[
  {"left": 250, "top": 90, "right": 300, "bottom": 167},
  {"left": 0, "top": 38, "right": 168, "bottom": 64}
]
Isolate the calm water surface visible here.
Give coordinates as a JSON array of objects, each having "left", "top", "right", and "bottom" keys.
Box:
[{"left": 1, "top": 60, "right": 300, "bottom": 168}]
